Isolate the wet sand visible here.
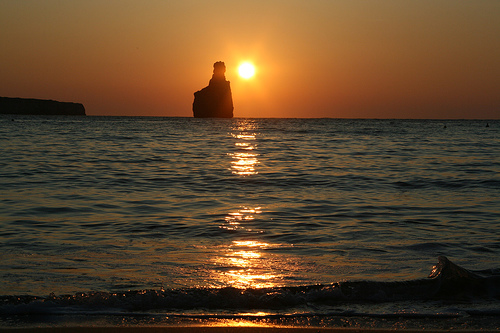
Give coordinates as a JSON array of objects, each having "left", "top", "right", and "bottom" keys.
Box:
[{"left": 1, "top": 328, "right": 498, "bottom": 333}]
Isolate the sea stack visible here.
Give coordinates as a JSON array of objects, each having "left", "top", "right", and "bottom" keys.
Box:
[
  {"left": 0, "top": 97, "right": 86, "bottom": 116},
  {"left": 193, "top": 61, "right": 233, "bottom": 118}
]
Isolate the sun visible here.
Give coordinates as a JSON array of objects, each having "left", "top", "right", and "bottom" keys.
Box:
[{"left": 238, "top": 62, "right": 256, "bottom": 79}]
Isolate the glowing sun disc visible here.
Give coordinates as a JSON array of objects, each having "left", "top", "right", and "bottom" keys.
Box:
[{"left": 238, "top": 62, "right": 255, "bottom": 79}]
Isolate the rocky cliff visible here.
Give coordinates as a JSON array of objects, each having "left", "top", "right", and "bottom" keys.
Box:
[
  {"left": 0, "top": 97, "right": 86, "bottom": 116},
  {"left": 193, "top": 61, "right": 233, "bottom": 118}
]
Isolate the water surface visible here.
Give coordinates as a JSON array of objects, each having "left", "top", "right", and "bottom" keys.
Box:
[{"left": 1, "top": 116, "right": 499, "bottom": 328}]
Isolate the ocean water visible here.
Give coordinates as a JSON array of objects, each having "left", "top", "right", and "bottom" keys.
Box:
[{"left": 1, "top": 115, "right": 499, "bottom": 329}]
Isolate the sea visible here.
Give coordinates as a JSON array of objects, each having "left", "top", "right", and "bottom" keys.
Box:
[{"left": 1, "top": 115, "right": 499, "bottom": 330}]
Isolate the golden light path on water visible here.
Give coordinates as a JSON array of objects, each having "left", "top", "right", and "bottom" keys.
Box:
[
  {"left": 229, "top": 131, "right": 259, "bottom": 176},
  {"left": 213, "top": 121, "right": 282, "bottom": 291},
  {"left": 215, "top": 208, "right": 281, "bottom": 289}
]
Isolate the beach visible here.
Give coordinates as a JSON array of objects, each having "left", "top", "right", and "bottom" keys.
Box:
[{"left": 2, "top": 327, "right": 500, "bottom": 333}]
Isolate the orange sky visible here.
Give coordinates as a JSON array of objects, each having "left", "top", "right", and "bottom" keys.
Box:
[{"left": 1, "top": 0, "right": 499, "bottom": 118}]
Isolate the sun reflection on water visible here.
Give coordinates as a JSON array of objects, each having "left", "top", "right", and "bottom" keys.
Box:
[
  {"left": 214, "top": 205, "right": 285, "bottom": 289},
  {"left": 209, "top": 318, "right": 271, "bottom": 327},
  {"left": 229, "top": 125, "right": 259, "bottom": 176},
  {"left": 214, "top": 121, "right": 281, "bottom": 289},
  {"left": 220, "top": 207, "right": 262, "bottom": 232},
  {"left": 213, "top": 238, "right": 280, "bottom": 289}
]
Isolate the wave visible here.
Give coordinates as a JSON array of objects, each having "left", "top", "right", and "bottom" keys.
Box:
[{"left": 1, "top": 257, "right": 499, "bottom": 316}]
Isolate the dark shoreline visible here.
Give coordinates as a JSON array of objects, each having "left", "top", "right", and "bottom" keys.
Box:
[{"left": 0, "top": 97, "right": 85, "bottom": 116}]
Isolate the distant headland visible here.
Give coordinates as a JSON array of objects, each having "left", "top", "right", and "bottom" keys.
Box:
[
  {"left": 193, "top": 61, "right": 233, "bottom": 118},
  {"left": 0, "top": 96, "right": 86, "bottom": 116}
]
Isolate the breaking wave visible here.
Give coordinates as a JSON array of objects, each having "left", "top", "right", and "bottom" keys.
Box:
[{"left": 2, "top": 257, "right": 499, "bottom": 317}]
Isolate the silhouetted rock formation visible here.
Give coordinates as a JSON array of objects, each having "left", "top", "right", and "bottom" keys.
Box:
[
  {"left": 0, "top": 97, "right": 85, "bottom": 116},
  {"left": 193, "top": 61, "right": 233, "bottom": 118}
]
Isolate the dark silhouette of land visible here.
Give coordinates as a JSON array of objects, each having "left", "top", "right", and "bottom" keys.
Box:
[
  {"left": 193, "top": 61, "right": 233, "bottom": 118},
  {"left": 0, "top": 97, "right": 85, "bottom": 115}
]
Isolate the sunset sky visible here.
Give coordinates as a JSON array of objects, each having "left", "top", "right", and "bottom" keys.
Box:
[{"left": 1, "top": 0, "right": 499, "bottom": 118}]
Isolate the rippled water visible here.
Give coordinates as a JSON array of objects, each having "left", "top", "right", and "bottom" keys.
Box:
[{"left": 0, "top": 115, "right": 499, "bottom": 327}]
